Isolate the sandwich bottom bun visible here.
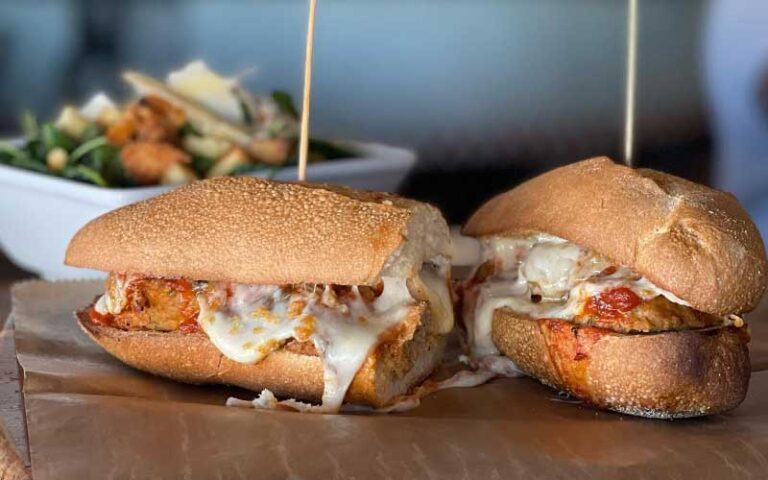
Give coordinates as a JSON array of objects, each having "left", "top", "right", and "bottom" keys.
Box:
[
  {"left": 76, "top": 304, "right": 447, "bottom": 408},
  {"left": 492, "top": 309, "right": 750, "bottom": 418}
]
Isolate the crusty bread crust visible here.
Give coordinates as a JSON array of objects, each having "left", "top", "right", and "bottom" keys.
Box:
[
  {"left": 65, "top": 177, "right": 450, "bottom": 286},
  {"left": 463, "top": 157, "right": 767, "bottom": 315},
  {"left": 492, "top": 308, "right": 751, "bottom": 418},
  {"left": 76, "top": 303, "right": 447, "bottom": 407}
]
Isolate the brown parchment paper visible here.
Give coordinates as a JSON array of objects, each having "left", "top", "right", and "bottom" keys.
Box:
[{"left": 12, "top": 280, "right": 768, "bottom": 480}]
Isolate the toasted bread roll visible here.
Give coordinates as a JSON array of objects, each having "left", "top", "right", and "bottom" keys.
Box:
[
  {"left": 66, "top": 176, "right": 450, "bottom": 286},
  {"left": 491, "top": 309, "right": 750, "bottom": 418},
  {"left": 462, "top": 157, "right": 764, "bottom": 418},
  {"left": 66, "top": 177, "right": 453, "bottom": 412}
]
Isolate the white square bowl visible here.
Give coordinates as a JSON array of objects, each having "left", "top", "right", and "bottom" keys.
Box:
[{"left": 0, "top": 140, "right": 416, "bottom": 279}]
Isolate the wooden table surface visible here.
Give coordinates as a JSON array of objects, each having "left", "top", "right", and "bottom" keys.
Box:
[{"left": 0, "top": 253, "right": 32, "bottom": 479}]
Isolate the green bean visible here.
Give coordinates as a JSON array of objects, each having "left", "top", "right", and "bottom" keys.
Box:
[
  {"left": 80, "top": 123, "right": 104, "bottom": 142},
  {"left": 41, "top": 124, "right": 77, "bottom": 152},
  {"left": 9, "top": 154, "right": 49, "bottom": 174},
  {"left": 70, "top": 136, "right": 108, "bottom": 163},
  {"left": 20, "top": 111, "right": 39, "bottom": 140},
  {"left": 0, "top": 142, "right": 27, "bottom": 161},
  {"left": 61, "top": 164, "right": 107, "bottom": 186}
]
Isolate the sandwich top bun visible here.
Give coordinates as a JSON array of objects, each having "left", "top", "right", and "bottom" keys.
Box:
[
  {"left": 66, "top": 177, "right": 451, "bottom": 285},
  {"left": 463, "top": 157, "right": 767, "bottom": 315}
]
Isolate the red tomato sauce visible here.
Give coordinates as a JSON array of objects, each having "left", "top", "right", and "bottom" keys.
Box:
[
  {"left": 178, "top": 318, "right": 202, "bottom": 334},
  {"left": 88, "top": 307, "right": 114, "bottom": 326},
  {"left": 583, "top": 287, "right": 642, "bottom": 320}
]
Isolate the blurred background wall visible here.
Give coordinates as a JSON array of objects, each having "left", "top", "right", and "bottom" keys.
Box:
[{"left": 0, "top": 0, "right": 757, "bottom": 225}]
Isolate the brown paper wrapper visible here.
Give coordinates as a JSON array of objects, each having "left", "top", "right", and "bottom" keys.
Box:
[{"left": 12, "top": 280, "right": 768, "bottom": 479}]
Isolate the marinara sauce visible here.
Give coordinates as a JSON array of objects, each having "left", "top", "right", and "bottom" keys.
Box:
[{"left": 583, "top": 287, "right": 642, "bottom": 320}]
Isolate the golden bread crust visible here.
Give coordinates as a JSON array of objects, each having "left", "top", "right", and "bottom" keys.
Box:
[
  {"left": 65, "top": 177, "right": 450, "bottom": 286},
  {"left": 491, "top": 308, "right": 751, "bottom": 418}
]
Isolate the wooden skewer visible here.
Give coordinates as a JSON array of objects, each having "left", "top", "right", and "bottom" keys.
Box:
[
  {"left": 623, "top": 0, "right": 638, "bottom": 167},
  {"left": 298, "top": 0, "right": 318, "bottom": 182}
]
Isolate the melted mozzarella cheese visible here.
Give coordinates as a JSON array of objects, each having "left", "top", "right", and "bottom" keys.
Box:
[
  {"left": 227, "top": 363, "right": 501, "bottom": 414},
  {"left": 312, "top": 279, "right": 411, "bottom": 410},
  {"left": 197, "top": 285, "right": 298, "bottom": 364},
  {"left": 521, "top": 240, "right": 583, "bottom": 299},
  {"left": 199, "top": 277, "right": 413, "bottom": 412},
  {"left": 94, "top": 273, "right": 131, "bottom": 315},
  {"left": 465, "top": 235, "right": 689, "bottom": 359}
]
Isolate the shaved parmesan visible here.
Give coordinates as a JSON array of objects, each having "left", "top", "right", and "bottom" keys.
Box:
[{"left": 167, "top": 61, "right": 244, "bottom": 124}]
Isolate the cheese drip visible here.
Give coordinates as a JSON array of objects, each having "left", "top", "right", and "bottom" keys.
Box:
[
  {"left": 197, "top": 277, "right": 413, "bottom": 412},
  {"left": 465, "top": 234, "right": 689, "bottom": 358}
]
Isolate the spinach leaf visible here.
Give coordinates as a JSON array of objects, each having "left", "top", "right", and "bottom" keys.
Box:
[
  {"left": 95, "top": 144, "right": 135, "bottom": 187},
  {"left": 191, "top": 155, "right": 216, "bottom": 177},
  {"left": 179, "top": 122, "right": 201, "bottom": 137},
  {"left": 25, "top": 139, "right": 47, "bottom": 161}
]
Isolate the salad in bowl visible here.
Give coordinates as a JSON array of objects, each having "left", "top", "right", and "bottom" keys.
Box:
[{"left": 0, "top": 61, "right": 354, "bottom": 187}]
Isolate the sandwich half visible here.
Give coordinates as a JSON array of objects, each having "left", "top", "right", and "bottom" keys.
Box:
[
  {"left": 66, "top": 176, "right": 453, "bottom": 412},
  {"left": 461, "top": 157, "right": 767, "bottom": 418}
]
